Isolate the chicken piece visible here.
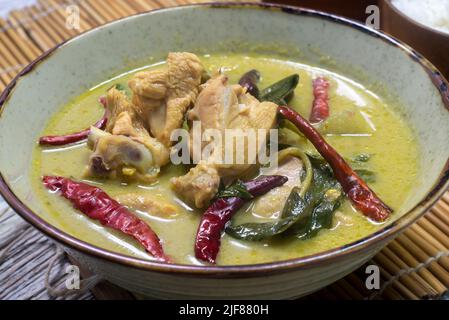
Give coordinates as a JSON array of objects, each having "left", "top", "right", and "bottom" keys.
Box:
[
  {"left": 170, "top": 162, "right": 221, "bottom": 209},
  {"left": 130, "top": 52, "right": 204, "bottom": 147},
  {"left": 171, "top": 75, "right": 278, "bottom": 208},
  {"left": 87, "top": 52, "right": 203, "bottom": 183},
  {"left": 86, "top": 128, "right": 160, "bottom": 182},
  {"left": 105, "top": 88, "right": 148, "bottom": 139},
  {"left": 252, "top": 156, "right": 303, "bottom": 219},
  {"left": 106, "top": 105, "right": 169, "bottom": 168},
  {"left": 85, "top": 88, "right": 169, "bottom": 182},
  {"left": 115, "top": 193, "right": 179, "bottom": 219},
  {"left": 128, "top": 70, "right": 167, "bottom": 100},
  {"left": 129, "top": 70, "right": 167, "bottom": 117},
  {"left": 156, "top": 52, "right": 203, "bottom": 145},
  {"left": 188, "top": 75, "right": 278, "bottom": 175}
]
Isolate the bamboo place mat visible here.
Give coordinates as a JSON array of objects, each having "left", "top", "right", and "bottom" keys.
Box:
[{"left": 0, "top": 0, "right": 448, "bottom": 300}]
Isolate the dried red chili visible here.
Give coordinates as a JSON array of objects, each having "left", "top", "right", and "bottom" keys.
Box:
[
  {"left": 42, "top": 176, "right": 170, "bottom": 262},
  {"left": 195, "top": 175, "right": 288, "bottom": 264},
  {"left": 309, "top": 77, "right": 330, "bottom": 123},
  {"left": 278, "top": 105, "right": 392, "bottom": 222},
  {"left": 39, "top": 96, "right": 108, "bottom": 146}
]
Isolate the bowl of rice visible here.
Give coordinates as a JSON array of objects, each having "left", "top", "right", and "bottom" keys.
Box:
[{"left": 381, "top": 0, "right": 449, "bottom": 79}]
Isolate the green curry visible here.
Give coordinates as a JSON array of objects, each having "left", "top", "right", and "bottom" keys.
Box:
[{"left": 31, "top": 53, "right": 419, "bottom": 265}]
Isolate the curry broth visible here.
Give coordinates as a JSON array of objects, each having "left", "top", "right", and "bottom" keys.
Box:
[{"left": 31, "top": 53, "right": 419, "bottom": 265}]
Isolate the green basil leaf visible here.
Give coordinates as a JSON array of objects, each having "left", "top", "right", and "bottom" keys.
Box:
[
  {"left": 216, "top": 180, "right": 253, "bottom": 199},
  {"left": 225, "top": 187, "right": 310, "bottom": 241},
  {"left": 285, "top": 159, "right": 344, "bottom": 239},
  {"left": 260, "top": 74, "right": 299, "bottom": 104},
  {"left": 225, "top": 155, "right": 347, "bottom": 242},
  {"left": 287, "top": 190, "right": 342, "bottom": 239}
]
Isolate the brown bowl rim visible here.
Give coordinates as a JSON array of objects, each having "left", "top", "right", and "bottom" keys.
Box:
[
  {"left": 1, "top": 2, "right": 449, "bottom": 277},
  {"left": 382, "top": 0, "right": 449, "bottom": 38}
]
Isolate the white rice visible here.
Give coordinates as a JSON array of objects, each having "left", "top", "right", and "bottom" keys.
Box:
[{"left": 392, "top": 0, "right": 449, "bottom": 35}]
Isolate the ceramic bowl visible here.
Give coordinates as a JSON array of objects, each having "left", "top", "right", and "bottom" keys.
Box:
[
  {"left": 1, "top": 3, "right": 449, "bottom": 299},
  {"left": 380, "top": 0, "right": 449, "bottom": 80}
]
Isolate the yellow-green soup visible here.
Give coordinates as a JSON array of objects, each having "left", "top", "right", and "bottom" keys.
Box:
[{"left": 31, "top": 53, "right": 419, "bottom": 265}]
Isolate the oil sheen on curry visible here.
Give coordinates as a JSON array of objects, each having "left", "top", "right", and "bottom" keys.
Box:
[{"left": 32, "top": 52, "right": 419, "bottom": 265}]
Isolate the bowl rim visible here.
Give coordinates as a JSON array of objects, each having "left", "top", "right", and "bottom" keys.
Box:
[
  {"left": 1, "top": 2, "right": 449, "bottom": 276},
  {"left": 382, "top": 0, "right": 449, "bottom": 38}
]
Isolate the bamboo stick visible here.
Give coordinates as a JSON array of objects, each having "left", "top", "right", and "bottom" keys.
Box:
[
  {"left": 62, "top": 0, "right": 97, "bottom": 28},
  {"left": 43, "top": 0, "right": 90, "bottom": 37},
  {"left": 373, "top": 257, "right": 419, "bottom": 299},
  {"left": 124, "top": 0, "right": 145, "bottom": 12},
  {"left": 96, "top": 0, "right": 123, "bottom": 20},
  {"left": 64, "top": 0, "right": 93, "bottom": 32},
  {"left": 109, "top": 0, "right": 136, "bottom": 17},
  {"left": 153, "top": 0, "right": 175, "bottom": 7},
  {"left": 344, "top": 268, "right": 405, "bottom": 300},
  {"left": 0, "top": 44, "right": 23, "bottom": 76},
  {"left": 104, "top": 0, "right": 128, "bottom": 19},
  {"left": 0, "top": 50, "right": 15, "bottom": 85},
  {"left": 328, "top": 282, "right": 353, "bottom": 300},
  {"left": 9, "top": 10, "right": 54, "bottom": 51},
  {"left": 35, "top": 3, "right": 73, "bottom": 41},
  {"left": 0, "top": 60, "right": 16, "bottom": 84},
  {"left": 77, "top": 0, "right": 107, "bottom": 25},
  {"left": 427, "top": 211, "right": 449, "bottom": 237},
  {"left": 38, "top": 0, "right": 80, "bottom": 37},
  {"left": 417, "top": 217, "right": 449, "bottom": 249},
  {"left": 2, "top": 15, "right": 42, "bottom": 59},
  {"left": 377, "top": 278, "right": 404, "bottom": 300},
  {"left": 345, "top": 272, "right": 371, "bottom": 297},
  {"left": 27, "top": 6, "right": 65, "bottom": 44},
  {"left": 0, "top": 18, "right": 41, "bottom": 61},
  {"left": 435, "top": 197, "right": 449, "bottom": 213},
  {"left": 337, "top": 278, "right": 365, "bottom": 299},
  {"left": 0, "top": 20, "right": 31, "bottom": 66},
  {"left": 132, "top": 0, "right": 160, "bottom": 11},
  {"left": 0, "top": 26, "right": 27, "bottom": 81},
  {"left": 124, "top": 0, "right": 148, "bottom": 12},
  {"left": 86, "top": 0, "right": 118, "bottom": 22},
  {"left": 396, "top": 234, "right": 449, "bottom": 287},
  {"left": 0, "top": 78, "right": 8, "bottom": 91},
  {"left": 382, "top": 246, "right": 439, "bottom": 296},
  {"left": 387, "top": 241, "right": 446, "bottom": 294},
  {"left": 442, "top": 192, "right": 449, "bottom": 204},
  {"left": 375, "top": 267, "right": 404, "bottom": 300},
  {"left": 432, "top": 202, "right": 449, "bottom": 228},
  {"left": 404, "top": 227, "right": 449, "bottom": 272},
  {"left": 412, "top": 222, "right": 448, "bottom": 251},
  {"left": 374, "top": 251, "right": 429, "bottom": 298}
]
